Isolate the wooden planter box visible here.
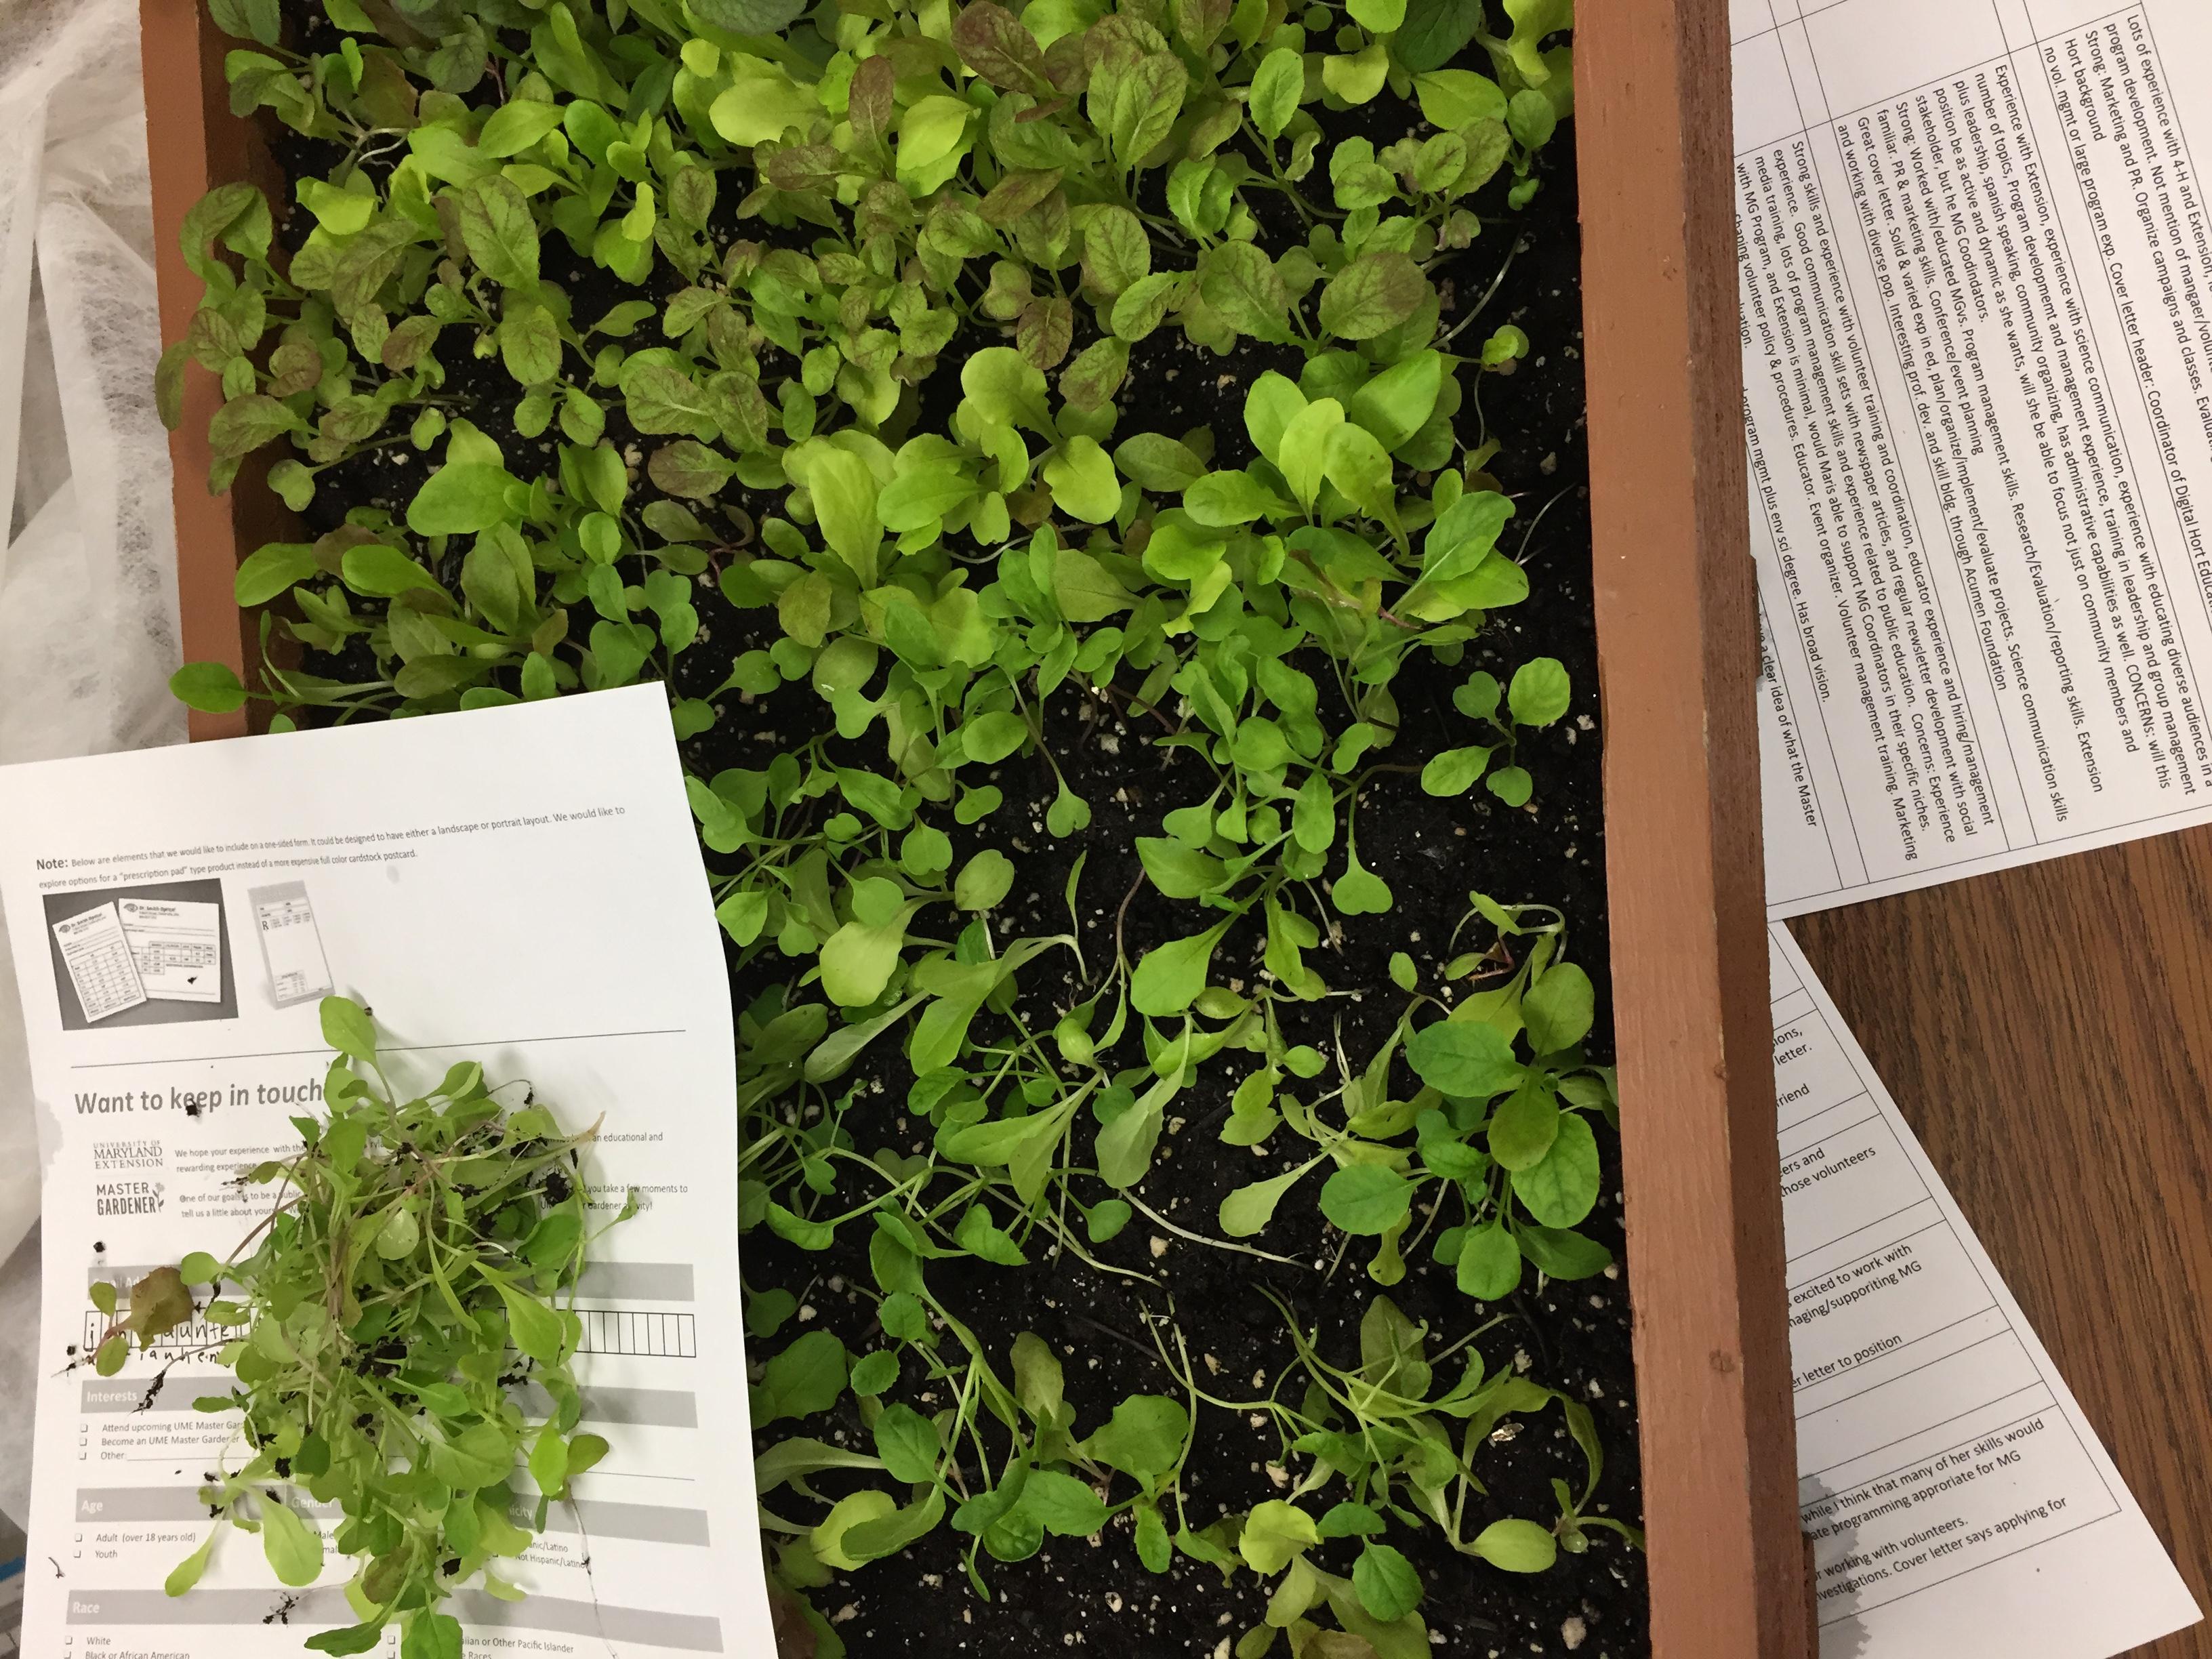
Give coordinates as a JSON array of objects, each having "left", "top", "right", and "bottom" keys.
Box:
[{"left": 138, "top": 0, "right": 1809, "bottom": 1652}]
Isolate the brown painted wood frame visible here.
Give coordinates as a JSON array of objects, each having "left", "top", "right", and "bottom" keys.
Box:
[
  {"left": 1577, "top": 1, "right": 1809, "bottom": 1654},
  {"left": 139, "top": 0, "right": 1811, "bottom": 1651},
  {"left": 144, "top": 0, "right": 289, "bottom": 742}
]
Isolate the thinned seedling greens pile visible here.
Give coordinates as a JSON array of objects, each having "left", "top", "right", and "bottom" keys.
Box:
[
  {"left": 89, "top": 1000, "right": 623, "bottom": 1659},
  {"left": 166, "top": 0, "right": 1639, "bottom": 1654}
]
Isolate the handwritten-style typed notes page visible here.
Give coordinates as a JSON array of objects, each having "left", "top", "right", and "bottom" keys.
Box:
[
  {"left": 0, "top": 687, "right": 775, "bottom": 1659},
  {"left": 1734, "top": 0, "right": 2212, "bottom": 914},
  {"left": 1768, "top": 924, "right": 2200, "bottom": 1656}
]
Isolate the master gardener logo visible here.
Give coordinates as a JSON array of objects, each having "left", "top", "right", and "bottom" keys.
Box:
[{"left": 92, "top": 1178, "right": 163, "bottom": 1216}]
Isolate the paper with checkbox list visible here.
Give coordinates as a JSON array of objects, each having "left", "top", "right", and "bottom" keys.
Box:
[
  {"left": 1768, "top": 923, "right": 2197, "bottom": 1656},
  {"left": 1736, "top": 0, "right": 2212, "bottom": 914}
]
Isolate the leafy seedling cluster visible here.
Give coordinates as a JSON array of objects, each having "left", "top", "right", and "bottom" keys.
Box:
[
  {"left": 163, "top": 0, "right": 1625, "bottom": 1654},
  {"left": 91, "top": 998, "right": 625, "bottom": 1659}
]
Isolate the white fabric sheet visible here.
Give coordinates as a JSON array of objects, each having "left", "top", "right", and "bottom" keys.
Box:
[{"left": 0, "top": 0, "right": 184, "bottom": 1531}]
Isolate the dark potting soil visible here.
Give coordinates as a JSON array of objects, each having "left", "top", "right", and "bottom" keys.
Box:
[
  {"left": 268, "top": 22, "right": 1644, "bottom": 1658},
  {"left": 717, "top": 155, "right": 1642, "bottom": 1659}
]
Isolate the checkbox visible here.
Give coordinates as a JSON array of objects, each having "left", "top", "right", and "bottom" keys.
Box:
[{"left": 78, "top": 1450, "right": 87, "bottom": 1460}]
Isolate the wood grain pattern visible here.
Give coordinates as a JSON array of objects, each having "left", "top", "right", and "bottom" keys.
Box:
[
  {"left": 140, "top": 0, "right": 288, "bottom": 741},
  {"left": 1792, "top": 834, "right": 2212, "bottom": 1658},
  {"left": 1578, "top": 0, "right": 1812, "bottom": 1654}
]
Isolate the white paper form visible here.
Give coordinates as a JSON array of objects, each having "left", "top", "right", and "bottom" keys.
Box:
[
  {"left": 1768, "top": 923, "right": 2200, "bottom": 1656},
  {"left": 1734, "top": 0, "right": 2212, "bottom": 914},
  {"left": 247, "top": 880, "right": 332, "bottom": 1007},
  {"left": 117, "top": 897, "right": 223, "bottom": 1003},
  {"left": 0, "top": 687, "right": 775, "bottom": 1659},
  {"left": 49, "top": 903, "right": 146, "bottom": 1023}
]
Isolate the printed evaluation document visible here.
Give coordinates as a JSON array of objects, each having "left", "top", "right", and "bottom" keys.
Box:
[
  {"left": 1769, "top": 924, "right": 2199, "bottom": 1656},
  {"left": 0, "top": 687, "right": 775, "bottom": 1659},
  {"left": 1735, "top": 0, "right": 2212, "bottom": 913}
]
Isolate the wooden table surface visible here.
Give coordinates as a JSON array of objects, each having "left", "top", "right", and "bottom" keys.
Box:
[{"left": 1790, "top": 830, "right": 2212, "bottom": 1657}]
